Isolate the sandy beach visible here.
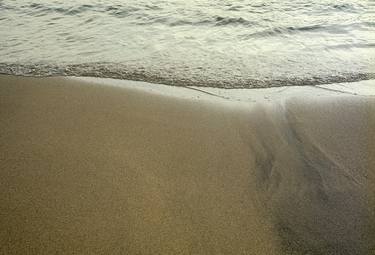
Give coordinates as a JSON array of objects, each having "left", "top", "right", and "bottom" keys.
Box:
[{"left": 0, "top": 75, "right": 374, "bottom": 254}]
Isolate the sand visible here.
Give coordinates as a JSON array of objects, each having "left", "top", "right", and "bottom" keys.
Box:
[{"left": 0, "top": 75, "right": 374, "bottom": 254}]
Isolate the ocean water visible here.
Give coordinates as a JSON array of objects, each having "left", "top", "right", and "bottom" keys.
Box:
[{"left": 0, "top": 0, "right": 374, "bottom": 88}]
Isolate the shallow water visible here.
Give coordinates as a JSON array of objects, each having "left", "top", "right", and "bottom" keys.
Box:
[{"left": 0, "top": 0, "right": 374, "bottom": 88}]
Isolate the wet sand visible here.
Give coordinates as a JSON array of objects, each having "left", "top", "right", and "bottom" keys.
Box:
[{"left": 0, "top": 75, "right": 374, "bottom": 254}]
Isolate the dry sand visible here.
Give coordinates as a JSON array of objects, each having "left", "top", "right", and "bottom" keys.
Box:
[{"left": 0, "top": 75, "right": 374, "bottom": 254}]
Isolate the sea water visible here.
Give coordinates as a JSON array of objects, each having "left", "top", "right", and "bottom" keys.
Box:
[{"left": 0, "top": 0, "right": 374, "bottom": 88}]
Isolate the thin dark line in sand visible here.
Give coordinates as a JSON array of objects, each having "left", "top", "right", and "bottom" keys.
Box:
[
  {"left": 314, "top": 85, "right": 375, "bottom": 97},
  {"left": 185, "top": 86, "right": 231, "bottom": 100}
]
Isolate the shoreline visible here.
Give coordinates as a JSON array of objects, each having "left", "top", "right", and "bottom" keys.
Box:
[
  {"left": 2, "top": 73, "right": 375, "bottom": 100},
  {"left": 1, "top": 75, "right": 374, "bottom": 254}
]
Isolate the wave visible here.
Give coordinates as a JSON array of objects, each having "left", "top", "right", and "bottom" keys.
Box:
[
  {"left": 3, "top": 1, "right": 373, "bottom": 31},
  {"left": 327, "top": 43, "right": 375, "bottom": 50},
  {"left": 241, "top": 22, "right": 373, "bottom": 39},
  {"left": 4, "top": 2, "right": 254, "bottom": 27},
  {"left": 21, "top": 3, "right": 97, "bottom": 16},
  {"left": 0, "top": 63, "right": 374, "bottom": 89}
]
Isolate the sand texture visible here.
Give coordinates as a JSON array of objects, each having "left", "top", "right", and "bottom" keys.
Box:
[{"left": 0, "top": 75, "right": 374, "bottom": 254}]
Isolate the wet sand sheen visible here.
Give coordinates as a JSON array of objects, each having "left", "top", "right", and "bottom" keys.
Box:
[{"left": 0, "top": 75, "right": 374, "bottom": 254}]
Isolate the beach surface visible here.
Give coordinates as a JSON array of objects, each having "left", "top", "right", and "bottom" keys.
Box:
[{"left": 0, "top": 75, "right": 374, "bottom": 254}]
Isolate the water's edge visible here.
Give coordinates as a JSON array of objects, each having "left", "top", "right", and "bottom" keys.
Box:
[{"left": 1, "top": 63, "right": 374, "bottom": 89}]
